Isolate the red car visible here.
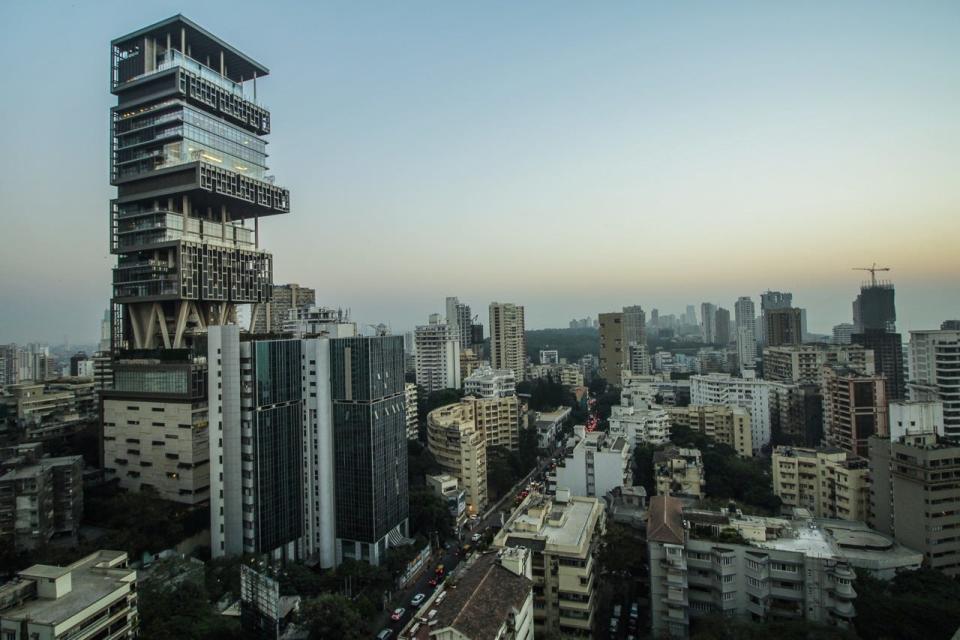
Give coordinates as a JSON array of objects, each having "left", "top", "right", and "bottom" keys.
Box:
[{"left": 390, "top": 607, "right": 406, "bottom": 622}]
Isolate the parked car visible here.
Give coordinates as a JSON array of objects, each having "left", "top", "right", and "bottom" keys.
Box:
[
  {"left": 410, "top": 593, "right": 426, "bottom": 607},
  {"left": 613, "top": 604, "right": 622, "bottom": 618},
  {"left": 390, "top": 608, "right": 405, "bottom": 622},
  {"left": 609, "top": 618, "right": 619, "bottom": 634},
  {"left": 630, "top": 602, "right": 639, "bottom": 619},
  {"left": 376, "top": 630, "right": 393, "bottom": 640},
  {"left": 471, "top": 533, "right": 482, "bottom": 543}
]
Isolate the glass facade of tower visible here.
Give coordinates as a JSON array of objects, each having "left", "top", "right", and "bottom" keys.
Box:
[
  {"left": 109, "top": 15, "right": 289, "bottom": 351},
  {"left": 103, "top": 16, "right": 289, "bottom": 505},
  {"left": 330, "top": 336, "right": 408, "bottom": 545}
]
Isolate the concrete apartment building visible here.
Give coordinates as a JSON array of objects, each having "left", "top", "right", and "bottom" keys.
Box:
[
  {"left": 772, "top": 446, "right": 869, "bottom": 521},
  {"left": 690, "top": 373, "right": 773, "bottom": 453},
  {"left": 909, "top": 326, "right": 960, "bottom": 438},
  {"left": 648, "top": 497, "right": 858, "bottom": 639},
  {"left": 250, "top": 283, "right": 315, "bottom": 334},
  {"left": 489, "top": 303, "right": 527, "bottom": 381},
  {"left": 427, "top": 473, "right": 467, "bottom": 530},
  {"left": 464, "top": 365, "right": 517, "bottom": 399},
  {"left": 768, "top": 382, "right": 824, "bottom": 447},
  {"left": 405, "top": 383, "right": 419, "bottom": 441},
  {"left": 459, "top": 348, "right": 482, "bottom": 382},
  {"left": 888, "top": 400, "right": 944, "bottom": 440},
  {"left": 654, "top": 447, "right": 705, "bottom": 499},
  {"left": 0, "top": 382, "right": 93, "bottom": 446},
  {"left": 0, "top": 446, "right": 83, "bottom": 551},
  {"left": 494, "top": 491, "right": 605, "bottom": 638},
  {"left": 401, "top": 547, "right": 534, "bottom": 640},
  {"left": 762, "top": 344, "right": 875, "bottom": 385},
  {"left": 598, "top": 312, "right": 625, "bottom": 386},
  {"left": 0, "top": 550, "right": 138, "bottom": 639},
  {"left": 427, "top": 404, "right": 488, "bottom": 516},
  {"left": 610, "top": 404, "right": 672, "bottom": 447},
  {"left": 764, "top": 307, "right": 803, "bottom": 347},
  {"left": 822, "top": 366, "right": 888, "bottom": 458},
  {"left": 548, "top": 426, "right": 632, "bottom": 498},
  {"left": 415, "top": 318, "right": 462, "bottom": 394},
  {"left": 666, "top": 405, "right": 752, "bottom": 457},
  {"left": 869, "top": 431, "right": 960, "bottom": 576}
]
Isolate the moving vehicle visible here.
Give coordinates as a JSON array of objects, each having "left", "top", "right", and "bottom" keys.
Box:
[{"left": 410, "top": 593, "right": 426, "bottom": 607}]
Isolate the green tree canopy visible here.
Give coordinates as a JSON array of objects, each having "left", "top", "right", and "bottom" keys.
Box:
[{"left": 300, "top": 594, "right": 367, "bottom": 640}]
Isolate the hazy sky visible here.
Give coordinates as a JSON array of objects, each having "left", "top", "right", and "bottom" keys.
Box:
[{"left": 2, "top": 1, "right": 959, "bottom": 344}]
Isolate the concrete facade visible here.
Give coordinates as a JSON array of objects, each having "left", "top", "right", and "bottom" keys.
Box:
[
  {"left": 494, "top": 492, "right": 605, "bottom": 638},
  {"left": 772, "top": 446, "right": 869, "bottom": 521}
]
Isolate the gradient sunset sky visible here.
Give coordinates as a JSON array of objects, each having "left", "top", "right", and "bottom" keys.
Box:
[{"left": 1, "top": 1, "right": 958, "bottom": 343}]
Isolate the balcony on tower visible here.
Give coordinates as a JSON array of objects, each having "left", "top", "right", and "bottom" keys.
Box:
[{"left": 111, "top": 15, "right": 287, "bottom": 219}]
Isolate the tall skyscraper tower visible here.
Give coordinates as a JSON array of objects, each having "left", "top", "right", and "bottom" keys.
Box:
[
  {"left": 700, "top": 303, "right": 717, "bottom": 344},
  {"left": 445, "top": 297, "right": 473, "bottom": 350},
  {"left": 103, "top": 16, "right": 289, "bottom": 503},
  {"left": 760, "top": 291, "right": 794, "bottom": 346},
  {"left": 489, "top": 303, "right": 526, "bottom": 381}
]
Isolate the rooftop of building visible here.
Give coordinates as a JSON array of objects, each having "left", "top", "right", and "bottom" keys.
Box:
[
  {"left": 113, "top": 14, "right": 269, "bottom": 80},
  {"left": 499, "top": 491, "right": 600, "bottom": 551},
  {"left": 653, "top": 446, "right": 702, "bottom": 465},
  {"left": 407, "top": 551, "right": 531, "bottom": 640},
  {"left": 0, "top": 455, "right": 82, "bottom": 482},
  {"left": 0, "top": 551, "right": 133, "bottom": 626},
  {"left": 534, "top": 406, "right": 572, "bottom": 424},
  {"left": 647, "top": 495, "right": 685, "bottom": 545}
]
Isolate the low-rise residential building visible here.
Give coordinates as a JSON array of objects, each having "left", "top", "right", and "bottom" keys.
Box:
[
  {"left": 402, "top": 547, "right": 534, "bottom": 640},
  {"left": 762, "top": 344, "right": 875, "bottom": 385},
  {"left": 654, "top": 447, "right": 704, "bottom": 499},
  {"left": 464, "top": 365, "right": 517, "bottom": 399},
  {"left": 405, "top": 383, "right": 419, "bottom": 441},
  {"left": 427, "top": 404, "right": 488, "bottom": 516},
  {"left": 772, "top": 446, "right": 869, "bottom": 521},
  {"left": 0, "top": 382, "right": 93, "bottom": 445},
  {"left": 533, "top": 407, "right": 571, "bottom": 450},
  {"left": 648, "top": 497, "right": 860, "bottom": 638},
  {"left": 869, "top": 432, "right": 960, "bottom": 576},
  {"left": 494, "top": 490, "right": 605, "bottom": 638},
  {"left": 427, "top": 473, "right": 467, "bottom": 530},
  {"left": 666, "top": 405, "right": 752, "bottom": 457},
  {"left": 609, "top": 404, "right": 672, "bottom": 447},
  {"left": 0, "top": 550, "right": 138, "bottom": 639},
  {"left": 548, "top": 426, "right": 631, "bottom": 498},
  {"left": 0, "top": 447, "right": 83, "bottom": 550}
]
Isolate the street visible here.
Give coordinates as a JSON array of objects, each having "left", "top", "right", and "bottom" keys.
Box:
[{"left": 374, "top": 453, "right": 556, "bottom": 637}]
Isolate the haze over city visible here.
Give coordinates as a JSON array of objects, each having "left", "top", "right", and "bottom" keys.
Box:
[{"left": 2, "top": 0, "right": 959, "bottom": 343}]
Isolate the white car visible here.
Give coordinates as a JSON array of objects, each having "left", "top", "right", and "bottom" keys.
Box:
[
  {"left": 471, "top": 533, "right": 482, "bottom": 543},
  {"left": 410, "top": 593, "right": 426, "bottom": 607}
]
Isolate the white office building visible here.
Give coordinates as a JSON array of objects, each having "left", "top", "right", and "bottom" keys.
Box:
[{"left": 909, "top": 327, "right": 960, "bottom": 438}]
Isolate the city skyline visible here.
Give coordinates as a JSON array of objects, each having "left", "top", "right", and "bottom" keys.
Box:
[{"left": 2, "top": 1, "right": 960, "bottom": 342}]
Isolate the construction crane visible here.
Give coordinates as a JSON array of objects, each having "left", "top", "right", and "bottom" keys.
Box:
[{"left": 853, "top": 263, "right": 890, "bottom": 287}]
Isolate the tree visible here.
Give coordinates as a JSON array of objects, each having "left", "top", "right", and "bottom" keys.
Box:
[
  {"left": 407, "top": 440, "right": 441, "bottom": 486},
  {"left": 854, "top": 569, "right": 960, "bottom": 640},
  {"left": 409, "top": 488, "right": 454, "bottom": 540},
  {"left": 689, "top": 615, "right": 857, "bottom": 639},
  {"left": 300, "top": 594, "right": 367, "bottom": 640},
  {"left": 139, "top": 578, "right": 239, "bottom": 639},
  {"left": 597, "top": 523, "right": 646, "bottom": 577}
]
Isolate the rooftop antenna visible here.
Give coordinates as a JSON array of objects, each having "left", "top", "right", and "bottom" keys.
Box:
[{"left": 852, "top": 263, "right": 890, "bottom": 287}]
